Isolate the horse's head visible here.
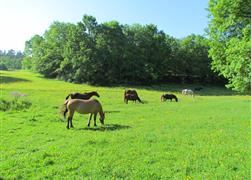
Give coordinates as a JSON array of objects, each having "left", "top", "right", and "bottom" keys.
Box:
[{"left": 99, "top": 112, "right": 105, "bottom": 125}]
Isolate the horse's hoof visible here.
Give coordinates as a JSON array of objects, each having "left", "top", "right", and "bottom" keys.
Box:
[{"left": 66, "top": 126, "right": 70, "bottom": 129}]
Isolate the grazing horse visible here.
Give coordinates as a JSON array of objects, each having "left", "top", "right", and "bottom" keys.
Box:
[
  {"left": 182, "top": 89, "right": 194, "bottom": 96},
  {"left": 124, "top": 89, "right": 142, "bottom": 103},
  {"left": 124, "top": 93, "right": 142, "bottom": 104},
  {"left": 64, "top": 99, "right": 105, "bottom": 129},
  {"left": 161, "top": 94, "right": 178, "bottom": 102},
  {"left": 65, "top": 91, "right": 100, "bottom": 100},
  {"left": 124, "top": 89, "right": 138, "bottom": 96}
]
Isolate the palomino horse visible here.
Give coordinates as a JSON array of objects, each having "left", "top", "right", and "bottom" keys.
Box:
[
  {"left": 124, "top": 89, "right": 142, "bottom": 103},
  {"left": 64, "top": 99, "right": 105, "bottom": 129},
  {"left": 161, "top": 94, "right": 178, "bottom": 102},
  {"left": 65, "top": 91, "right": 100, "bottom": 100}
]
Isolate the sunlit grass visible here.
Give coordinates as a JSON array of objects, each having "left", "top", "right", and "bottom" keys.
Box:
[{"left": 1, "top": 70, "right": 250, "bottom": 179}]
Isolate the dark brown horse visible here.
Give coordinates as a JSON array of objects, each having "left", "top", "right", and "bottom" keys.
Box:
[
  {"left": 124, "top": 90, "right": 139, "bottom": 97},
  {"left": 124, "top": 89, "right": 143, "bottom": 104},
  {"left": 65, "top": 91, "right": 100, "bottom": 100},
  {"left": 64, "top": 99, "right": 105, "bottom": 129},
  {"left": 161, "top": 94, "right": 178, "bottom": 102}
]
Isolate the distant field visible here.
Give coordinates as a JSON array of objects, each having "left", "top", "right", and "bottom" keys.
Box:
[{"left": 1, "top": 70, "right": 250, "bottom": 179}]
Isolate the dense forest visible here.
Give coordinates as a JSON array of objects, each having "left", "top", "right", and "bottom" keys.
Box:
[
  {"left": 21, "top": 16, "right": 223, "bottom": 85},
  {"left": 2, "top": 0, "right": 250, "bottom": 92},
  {"left": 0, "top": 50, "right": 23, "bottom": 70}
]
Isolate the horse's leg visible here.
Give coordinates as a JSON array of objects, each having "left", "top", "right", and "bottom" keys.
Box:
[
  {"left": 88, "top": 114, "right": 93, "bottom": 127},
  {"left": 94, "top": 113, "right": 97, "bottom": 126},
  {"left": 70, "top": 111, "right": 75, "bottom": 128},
  {"left": 67, "top": 117, "right": 70, "bottom": 129},
  {"left": 67, "top": 111, "right": 74, "bottom": 129},
  {"left": 67, "top": 116, "right": 73, "bottom": 129},
  {"left": 70, "top": 117, "right": 74, "bottom": 128}
]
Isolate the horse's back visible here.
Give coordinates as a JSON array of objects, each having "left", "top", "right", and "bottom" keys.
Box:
[
  {"left": 125, "top": 89, "right": 138, "bottom": 96},
  {"left": 67, "top": 99, "right": 101, "bottom": 114}
]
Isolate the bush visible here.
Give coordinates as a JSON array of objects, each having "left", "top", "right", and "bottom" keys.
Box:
[
  {"left": 0, "top": 92, "right": 32, "bottom": 111},
  {"left": 0, "top": 99, "right": 11, "bottom": 111}
]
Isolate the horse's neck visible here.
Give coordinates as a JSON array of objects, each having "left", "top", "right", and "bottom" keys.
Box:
[
  {"left": 89, "top": 91, "right": 96, "bottom": 97},
  {"left": 98, "top": 107, "right": 104, "bottom": 116}
]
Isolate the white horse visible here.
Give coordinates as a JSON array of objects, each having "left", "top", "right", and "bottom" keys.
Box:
[{"left": 182, "top": 89, "right": 194, "bottom": 96}]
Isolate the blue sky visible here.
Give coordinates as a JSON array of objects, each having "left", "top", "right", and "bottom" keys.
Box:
[{"left": 0, "top": 0, "right": 209, "bottom": 51}]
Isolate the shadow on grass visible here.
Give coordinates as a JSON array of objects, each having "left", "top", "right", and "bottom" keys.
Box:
[
  {"left": 104, "top": 110, "right": 120, "bottom": 113},
  {"left": 0, "top": 76, "right": 31, "bottom": 83},
  {"left": 89, "top": 83, "right": 247, "bottom": 96},
  {"left": 130, "top": 84, "right": 251, "bottom": 96},
  {"left": 78, "top": 123, "right": 131, "bottom": 131}
]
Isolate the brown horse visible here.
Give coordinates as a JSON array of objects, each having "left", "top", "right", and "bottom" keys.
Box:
[
  {"left": 65, "top": 91, "right": 100, "bottom": 100},
  {"left": 161, "top": 94, "right": 178, "bottom": 102},
  {"left": 124, "top": 89, "right": 142, "bottom": 103},
  {"left": 64, "top": 99, "right": 105, "bottom": 129}
]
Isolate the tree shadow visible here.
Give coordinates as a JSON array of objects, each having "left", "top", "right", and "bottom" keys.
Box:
[
  {"left": 77, "top": 123, "right": 131, "bottom": 131},
  {"left": 113, "top": 84, "right": 249, "bottom": 96},
  {"left": 0, "top": 76, "right": 31, "bottom": 83}
]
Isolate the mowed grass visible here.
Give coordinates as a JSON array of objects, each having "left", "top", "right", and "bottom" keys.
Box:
[{"left": 1, "top": 70, "right": 250, "bottom": 179}]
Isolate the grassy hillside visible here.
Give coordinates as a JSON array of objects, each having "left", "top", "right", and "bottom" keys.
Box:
[{"left": 1, "top": 70, "right": 250, "bottom": 179}]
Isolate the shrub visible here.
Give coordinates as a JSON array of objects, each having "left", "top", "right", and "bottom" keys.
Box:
[{"left": 0, "top": 92, "right": 32, "bottom": 111}]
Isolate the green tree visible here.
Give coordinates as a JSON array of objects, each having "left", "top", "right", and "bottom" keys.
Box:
[
  {"left": 208, "top": 0, "right": 251, "bottom": 92},
  {"left": 0, "top": 49, "right": 23, "bottom": 70},
  {"left": 179, "top": 35, "right": 215, "bottom": 82},
  {"left": 22, "top": 35, "right": 44, "bottom": 70}
]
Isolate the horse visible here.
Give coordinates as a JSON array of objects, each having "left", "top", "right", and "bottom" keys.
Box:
[
  {"left": 182, "top": 89, "right": 194, "bottom": 96},
  {"left": 124, "top": 89, "right": 138, "bottom": 96},
  {"left": 124, "top": 89, "right": 142, "bottom": 103},
  {"left": 63, "top": 99, "right": 105, "bottom": 129},
  {"left": 65, "top": 91, "right": 100, "bottom": 100},
  {"left": 161, "top": 94, "right": 178, "bottom": 102},
  {"left": 124, "top": 93, "right": 143, "bottom": 104}
]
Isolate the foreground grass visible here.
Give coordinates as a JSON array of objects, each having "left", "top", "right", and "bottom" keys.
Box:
[{"left": 1, "top": 70, "right": 250, "bottom": 179}]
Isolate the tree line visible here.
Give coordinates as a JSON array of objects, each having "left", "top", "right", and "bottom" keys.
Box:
[
  {"left": 0, "top": 50, "right": 23, "bottom": 70},
  {"left": 22, "top": 15, "right": 223, "bottom": 85},
  {"left": 16, "top": 0, "right": 251, "bottom": 92}
]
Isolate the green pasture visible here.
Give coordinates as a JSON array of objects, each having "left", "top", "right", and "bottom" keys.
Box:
[{"left": 1, "top": 70, "right": 250, "bottom": 179}]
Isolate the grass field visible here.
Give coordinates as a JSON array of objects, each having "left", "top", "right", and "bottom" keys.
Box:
[{"left": 1, "top": 70, "right": 250, "bottom": 179}]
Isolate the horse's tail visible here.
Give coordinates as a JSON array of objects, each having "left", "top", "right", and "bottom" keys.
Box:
[
  {"left": 63, "top": 107, "right": 68, "bottom": 119},
  {"left": 65, "top": 94, "right": 71, "bottom": 100},
  {"left": 161, "top": 95, "right": 164, "bottom": 102},
  {"left": 62, "top": 100, "right": 69, "bottom": 118}
]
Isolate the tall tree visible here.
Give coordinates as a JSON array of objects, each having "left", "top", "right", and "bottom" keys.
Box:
[
  {"left": 22, "top": 35, "right": 44, "bottom": 70},
  {"left": 208, "top": 0, "right": 251, "bottom": 92}
]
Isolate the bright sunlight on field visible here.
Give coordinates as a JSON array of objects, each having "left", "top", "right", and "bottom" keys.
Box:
[{"left": 1, "top": 70, "right": 250, "bottom": 179}]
